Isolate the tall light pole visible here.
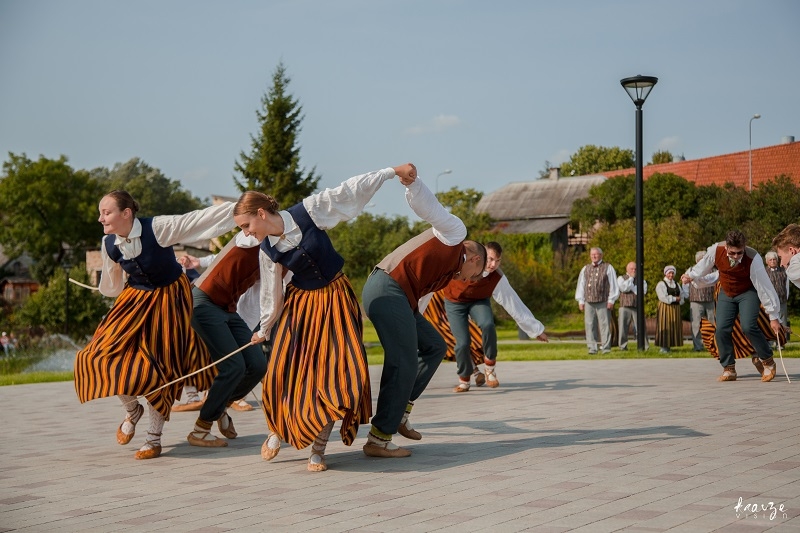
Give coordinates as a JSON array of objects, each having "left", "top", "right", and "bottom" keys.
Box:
[
  {"left": 621, "top": 74, "right": 658, "bottom": 351},
  {"left": 749, "top": 113, "right": 761, "bottom": 191},
  {"left": 435, "top": 169, "right": 452, "bottom": 193}
]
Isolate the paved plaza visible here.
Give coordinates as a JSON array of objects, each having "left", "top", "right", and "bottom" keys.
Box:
[{"left": 2, "top": 357, "right": 800, "bottom": 532}]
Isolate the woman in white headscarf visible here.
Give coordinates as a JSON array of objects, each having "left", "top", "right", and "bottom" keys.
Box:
[{"left": 655, "top": 265, "right": 685, "bottom": 353}]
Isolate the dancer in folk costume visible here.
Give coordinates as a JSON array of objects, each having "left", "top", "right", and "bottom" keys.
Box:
[
  {"left": 74, "top": 190, "right": 236, "bottom": 459},
  {"left": 180, "top": 232, "right": 267, "bottom": 448},
  {"left": 772, "top": 223, "right": 800, "bottom": 289},
  {"left": 361, "top": 178, "right": 486, "bottom": 458},
  {"left": 422, "top": 292, "right": 485, "bottom": 367},
  {"left": 422, "top": 241, "right": 547, "bottom": 393},
  {"left": 233, "top": 164, "right": 417, "bottom": 472},
  {"left": 681, "top": 230, "right": 782, "bottom": 382}
]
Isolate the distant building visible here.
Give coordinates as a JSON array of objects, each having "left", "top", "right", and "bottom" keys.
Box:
[
  {"left": 475, "top": 168, "right": 605, "bottom": 250},
  {"left": 603, "top": 138, "right": 799, "bottom": 187},
  {"left": 0, "top": 246, "right": 38, "bottom": 305},
  {"left": 475, "top": 139, "right": 799, "bottom": 249}
]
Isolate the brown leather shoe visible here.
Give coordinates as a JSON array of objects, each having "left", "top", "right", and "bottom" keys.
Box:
[
  {"left": 261, "top": 435, "right": 280, "bottom": 460},
  {"left": 363, "top": 442, "right": 412, "bottom": 458},
  {"left": 187, "top": 431, "right": 228, "bottom": 447},
  {"left": 486, "top": 370, "right": 500, "bottom": 388},
  {"left": 171, "top": 400, "right": 204, "bottom": 412},
  {"left": 474, "top": 370, "right": 486, "bottom": 387},
  {"left": 116, "top": 403, "right": 144, "bottom": 445},
  {"left": 717, "top": 365, "right": 737, "bottom": 382},
  {"left": 230, "top": 398, "right": 254, "bottom": 412},
  {"left": 761, "top": 358, "right": 776, "bottom": 382},
  {"left": 307, "top": 454, "right": 327, "bottom": 472},
  {"left": 217, "top": 413, "right": 237, "bottom": 439},
  {"left": 398, "top": 421, "right": 422, "bottom": 440},
  {"left": 134, "top": 444, "right": 162, "bottom": 460}
]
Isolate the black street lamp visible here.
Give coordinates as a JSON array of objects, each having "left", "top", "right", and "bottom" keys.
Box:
[
  {"left": 62, "top": 260, "right": 72, "bottom": 337},
  {"left": 620, "top": 74, "right": 658, "bottom": 351}
]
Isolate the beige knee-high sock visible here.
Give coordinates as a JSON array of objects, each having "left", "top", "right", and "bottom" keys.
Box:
[
  {"left": 310, "top": 421, "right": 335, "bottom": 465},
  {"left": 140, "top": 403, "right": 164, "bottom": 450},
  {"left": 119, "top": 395, "right": 142, "bottom": 435}
]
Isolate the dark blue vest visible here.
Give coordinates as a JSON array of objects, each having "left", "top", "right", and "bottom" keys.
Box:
[
  {"left": 260, "top": 203, "right": 345, "bottom": 290},
  {"left": 104, "top": 217, "right": 183, "bottom": 291}
]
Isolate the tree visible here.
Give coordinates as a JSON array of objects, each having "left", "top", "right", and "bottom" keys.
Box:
[
  {"left": 327, "top": 213, "right": 417, "bottom": 279},
  {"left": 234, "top": 62, "right": 320, "bottom": 208},
  {"left": 436, "top": 187, "right": 493, "bottom": 233},
  {"left": 14, "top": 263, "right": 110, "bottom": 341},
  {"left": 559, "top": 145, "right": 635, "bottom": 177},
  {"left": 0, "top": 154, "right": 102, "bottom": 281},
  {"left": 642, "top": 173, "right": 699, "bottom": 222},
  {"left": 92, "top": 158, "right": 205, "bottom": 216},
  {"left": 571, "top": 174, "right": 636, "bottom": 226},
  {"left": 649, "top": 150, "right": 674, "bottom": 165}
]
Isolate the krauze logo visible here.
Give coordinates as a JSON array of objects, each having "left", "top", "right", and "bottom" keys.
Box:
[{"left": 735, "top": 497, "right": 787, "bottom": 521}]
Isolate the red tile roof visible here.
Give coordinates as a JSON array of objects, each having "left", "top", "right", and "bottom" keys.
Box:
[{"left": 603, "top": 141, "right": 800, "bottom": 188}]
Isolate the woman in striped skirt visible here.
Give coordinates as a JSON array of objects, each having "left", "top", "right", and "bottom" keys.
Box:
[
  {"left": 74, "top": 190, "right": 235, "bottom": 460},
  {"left": 655, "top": 265, "right": 685, "bottom": 353},
  {"left": 233, "top": 164, "right": 417, "bottom": 472}
]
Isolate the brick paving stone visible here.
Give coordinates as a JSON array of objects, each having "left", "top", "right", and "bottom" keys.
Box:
[{"left": 2, "top": 358, "right": 800, "bottom": 532}]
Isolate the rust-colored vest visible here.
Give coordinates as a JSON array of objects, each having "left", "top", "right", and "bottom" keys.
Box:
[
  {"left": 377, "top": 228, "right": 465, "bottom": 311},
  {"left": 198, "top": 245, "right": 260, "bottom": 312},
  {"left": 714, "top": 244, "right": 754, "bottom": 298},
  {"left": 442, "top": 270, "right": 502, "bottom": 303}
]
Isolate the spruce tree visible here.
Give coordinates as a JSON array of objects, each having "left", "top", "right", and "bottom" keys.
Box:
[{"left": 234, "top": 62, "right": 320, "bottom": 207}]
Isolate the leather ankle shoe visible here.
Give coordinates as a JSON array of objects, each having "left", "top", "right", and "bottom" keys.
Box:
[
  {"left": 398, "top": 421, "right": 421, "bottom": 440},
  {"left": 363, "top": 442, "right": 412, "bottom": 458}
]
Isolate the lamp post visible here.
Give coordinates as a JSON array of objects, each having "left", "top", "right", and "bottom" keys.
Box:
[
  {"left": 749, "top": 113, "right": 761, "bottom": 191},
  {"left": 620, "top": 74, "right": 658, "bottom": 351},
  {"left": 435, "top": 169, "right": 452, "bottom": 193},
  {"left": 62, "top": 260, "right": 71, "bottom": 337}
]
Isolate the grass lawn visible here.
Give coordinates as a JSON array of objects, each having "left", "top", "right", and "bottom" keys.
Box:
[{"left": 3, "top": 318, "right": 798, "bottom": 385}]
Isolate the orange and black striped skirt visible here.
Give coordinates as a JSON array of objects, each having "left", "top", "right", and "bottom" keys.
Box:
[
  {"left": 422, "top": 291, "right": 484, "bottom": 366},
  {"left": 74, "top": 274, "right": 215, "bottom": 419},
  {"left": 700, "top": 313, "right": 786, "bottom": 359},
  {"left": 263, "top": 274, "right": 371, "bottom": 450}
]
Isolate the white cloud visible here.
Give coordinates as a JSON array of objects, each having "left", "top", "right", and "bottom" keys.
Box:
[{"left": 404, "top": 114, "right": 462, "bottom": 135}]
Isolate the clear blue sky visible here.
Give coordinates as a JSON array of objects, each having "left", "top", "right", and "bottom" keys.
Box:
[{"left": 2, "top": 0, "right": 798, "bottom": 218}]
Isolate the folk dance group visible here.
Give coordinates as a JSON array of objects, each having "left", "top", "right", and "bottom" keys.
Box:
[
  {"left": 73, "top": 163, "right": 800, "bottom": 470},
  {"left": 73, "top": 164, "right": 542, "bottom": 471}
]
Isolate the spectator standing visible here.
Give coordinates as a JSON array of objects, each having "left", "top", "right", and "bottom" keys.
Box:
[{"left": 575, "top": 247, "right": 619, "bottom": 354}]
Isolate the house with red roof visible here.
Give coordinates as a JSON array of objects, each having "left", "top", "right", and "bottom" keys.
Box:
[{"left": 603, "top": 138, "right": 800, "bottom": 188}]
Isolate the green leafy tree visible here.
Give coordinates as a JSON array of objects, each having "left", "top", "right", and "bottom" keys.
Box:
[
  {"left": 92, "top": 158, "right": 205, "bottom": 216},
  {"left": 14, "top": 263, "right": 110, "bottom": 341},
  {"left": 436, "top": 187, "right": 493, "bottom": 233},
  {"left": 0, "top": 154, "right": 102, "bottom": 281},
  {"left": 328, "top": 213, "right": 417, "bottom": 279},
  {"left": 559, "top": 145, "right": 635, "bottom": 176},
  {"left": 649, "top": 150, "right": 674, "bottom": 165},
  {"left": 571, "top": 174, "right": 635, "bottom": 226},
  {"left": 642, "top": 173, "right": 699, "bottom": 222},
  {"left": 234, "top": 62, "right": 320, "bottom": 207}
]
